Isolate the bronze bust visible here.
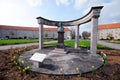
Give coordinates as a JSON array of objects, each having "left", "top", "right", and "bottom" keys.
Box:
[{"left": 58, "top": 22, "right": 64, "bottom": 32}]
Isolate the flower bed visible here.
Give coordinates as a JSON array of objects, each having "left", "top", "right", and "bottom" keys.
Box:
[{"left": 0, "top": 46, "right": 120, "bottom": 80}]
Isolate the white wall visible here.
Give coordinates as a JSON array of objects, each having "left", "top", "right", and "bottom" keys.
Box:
[
  {"left": 98, "top": 28, "right": 120, "bottom": 40},
  {"left": 0, "top": 29, "right": 71, "bottom": 39}
]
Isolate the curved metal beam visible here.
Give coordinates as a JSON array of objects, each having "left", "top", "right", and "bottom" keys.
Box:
[{"left": 37, "top": 6, "right": 103, "bottom": 26}]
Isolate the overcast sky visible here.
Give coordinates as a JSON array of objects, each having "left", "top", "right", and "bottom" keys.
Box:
[{"left": 0, "top": 0, "right": 120, "bottom": 33}]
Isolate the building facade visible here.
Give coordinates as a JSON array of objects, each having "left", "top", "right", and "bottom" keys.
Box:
[
  {"left": 1, "top": 23, "right": 120, "bottom": 40},
  {"left": 0, "top": 25, "right": 71, "bottom": 40},
  {"left": 98, "top": 23, "right": 120, "bottom": 40}
]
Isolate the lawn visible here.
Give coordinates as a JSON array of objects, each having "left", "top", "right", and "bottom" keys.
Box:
[
  {"left": 0, "top": 39, "right": 38, "bottom": 45},
  {"left": 0, "top": 39, "right": 111, "bottom": 49},
  {"left": 46, "top": 40, "right": 111, "bottom": 49},
  {"left": 0, "top": 39, "right": 55, "bottom": 45}
]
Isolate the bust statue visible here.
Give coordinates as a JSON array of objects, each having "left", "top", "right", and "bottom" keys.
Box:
[{"left": 58, "top": 22, "right": 64, "bottom": 32}]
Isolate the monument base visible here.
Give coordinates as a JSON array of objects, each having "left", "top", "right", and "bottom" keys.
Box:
[
  {"left": 57, "top": 43, "right": 65, "bottom": 48},
  {"left": 57, "top": 31, "right": 65, "bottom": 48}
]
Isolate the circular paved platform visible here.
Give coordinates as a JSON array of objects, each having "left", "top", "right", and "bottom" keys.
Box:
[{"left": 20, "top": 47, "right": 103, "bottom": 75}]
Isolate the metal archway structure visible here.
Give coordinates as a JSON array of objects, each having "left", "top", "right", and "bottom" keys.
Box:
[{"left": 37, "top": 6, "right": 103, "bottom": 55}]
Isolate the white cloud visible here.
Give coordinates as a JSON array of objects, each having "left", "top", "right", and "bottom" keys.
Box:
[
  {"left": 55, "top": 0, "right": 70, "bottom": 6},
  {"left": 0, "top": 0, "right": 38, "bottom": 27},
  {"left": 77, "top": 0, "right": 120, "bottom": 24},
  {"left": 74, "top": 0, "right": 88, "bottom": 10},
  {"left": 26, "top": 0, "right": 43, "bottom": 7},
  {"left": 0, "top": 0, "right": 120, "bottom": 28},
  {"left": 100, "top": 0, "right": 120, "bottom": 24},
  {"left": 82, "top": 0, "right": 104, "bottom": 14}
]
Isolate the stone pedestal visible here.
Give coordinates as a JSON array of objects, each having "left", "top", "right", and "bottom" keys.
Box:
[
  {"left": 33, "top": 61, "right": 40, "bottom": 68},
  {"left": 30, "top": 53, "right": 47, "bottom": 68},
  {"left": 57, "top": 31, "right": 65, "bottom": 48}
]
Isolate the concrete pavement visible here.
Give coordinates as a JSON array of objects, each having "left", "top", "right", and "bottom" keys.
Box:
[
  {"left": 98, "top": 40, "right": 120, "bottom": 50},
  {"left": 0, "top": 43, "right": 38, "bottom": 50}
]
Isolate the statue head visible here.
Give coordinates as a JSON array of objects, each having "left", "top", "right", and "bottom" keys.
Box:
[
  {"left": 58, "top": 22, "right": 64, "bottom": 32},
  {"left": 58, "top": 22, "right": 62, "bottom": 27}
]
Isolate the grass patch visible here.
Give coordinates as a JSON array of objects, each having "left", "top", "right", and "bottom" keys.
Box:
[
  {"left": 44, "top": 39, "right": 55, "bottom": 42},
  {"left": 0, "top": 39, "right": 56, "bottom": 45},
  {"left": 0, "top": 39, "right": 39, "bottom": 45},
  {"left": 47, "top": 40, "right": 111, "bottom": 49},
  {"left": 0, "top": 39, "right": 111, "bottom": 49}
]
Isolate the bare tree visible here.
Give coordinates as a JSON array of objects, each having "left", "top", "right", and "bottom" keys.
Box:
[
  {"left": 45, "top": 32, "right": 48, "bottom": 38},
  {"left": 70, "top": 26, "right": 75, "bottom": 39},
  {"left": 107, "top": 33, "right": 113, "bottom": 40},
  {"left": 82, "top": 31, "right": 90, "bottom": 39}
]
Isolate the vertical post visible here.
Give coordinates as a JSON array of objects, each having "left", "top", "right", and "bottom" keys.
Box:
[
  {"left": 57, "top": 31, "right": 64, "bottom": 48},
  {"left": 39, "top": 24, "right": 43, "bottom": 49},
  {"left": 57, "top": 22, "right": 65, "bottom": 48},
  {"left": 90, "top": 16, "right": 98, "bottom": 55},
  {"left": 75, "top": 25, "right": 79, "bottom": 48}
]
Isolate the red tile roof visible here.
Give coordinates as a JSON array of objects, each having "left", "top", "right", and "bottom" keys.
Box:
[
  {"left": 0, "top": 25, "right": 69, "bottom": 31},
  {"left": 98, "top": 23, "right": 120, "bottom": 29}
]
